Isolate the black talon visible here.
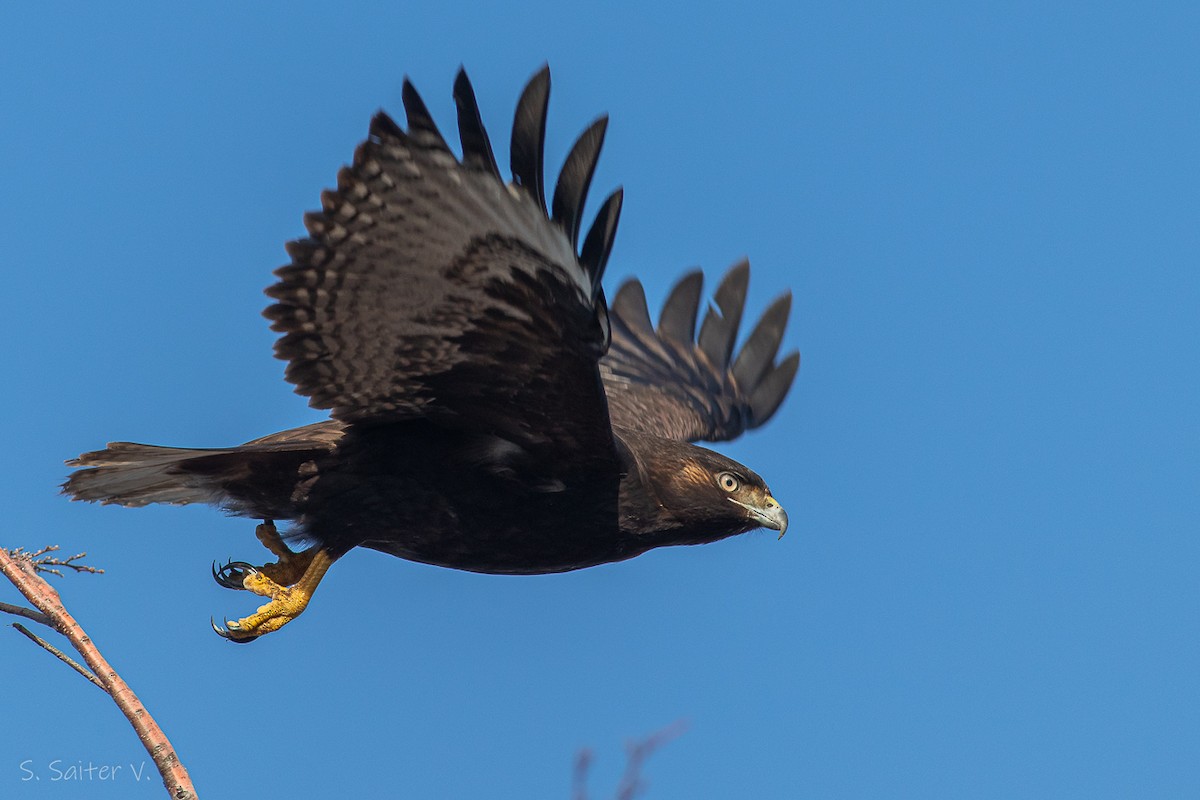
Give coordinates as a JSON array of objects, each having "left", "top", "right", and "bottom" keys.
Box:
[
  {"left": 211, "top": 616, "right": 256, "bottom": 644},
  {"left": 212, "top": 559, "right": 258, "bottom": 590}
]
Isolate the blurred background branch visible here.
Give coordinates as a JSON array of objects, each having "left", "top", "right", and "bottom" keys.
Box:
[{"left": 574, "top": 721, "right": 687, "bottom": 800}]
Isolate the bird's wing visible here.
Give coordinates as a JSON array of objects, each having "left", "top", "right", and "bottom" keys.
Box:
[
  {"left": 265, "top": 67, "right": 622, "bottom": 461},
  {"left": 600, "top": 261, "right": 799, "bottom": 443}
]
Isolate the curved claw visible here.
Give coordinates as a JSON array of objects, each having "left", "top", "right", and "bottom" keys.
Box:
[
  {"left": 210, "top": 616, "right": 256, "bottom": 644},
  {"left": 212, "top": 559, "right": 258, "bottom": 590}
]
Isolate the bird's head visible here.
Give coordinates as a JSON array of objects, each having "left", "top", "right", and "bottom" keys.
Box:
[{"left": 652, "top": 444, "right": 789, "bottom": 542}]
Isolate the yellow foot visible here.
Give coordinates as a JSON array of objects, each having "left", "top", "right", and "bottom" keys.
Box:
[
  {"left": 210, "top": 521, "right": 314, "bottom": 592},
  {"left": 210, "top": 522, "right": 336, "bottom": 643}
]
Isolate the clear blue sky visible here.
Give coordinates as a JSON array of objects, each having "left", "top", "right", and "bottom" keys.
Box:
[{"left": 2, "top": 2, "right": 1197, "bottom": 797}]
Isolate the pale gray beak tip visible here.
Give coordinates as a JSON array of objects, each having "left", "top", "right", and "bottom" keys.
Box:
[{"left": 762, "top": 497, "right": 788, "bottom": 539}]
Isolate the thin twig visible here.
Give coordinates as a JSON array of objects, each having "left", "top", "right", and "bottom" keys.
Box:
[
  {"left": 0, "top": 599, "right": 53, "bottom": 627},
  {"left": 573, "top": 721, "right": 687, "bottom": 800},
  {"left": 12, "top": 621, "right": 107, "bottom": 691},
  {"left": 0, "top": 546, "right": 196, "bottom": 800},
  {"left": 614, "top": 720, "right": 688, "bottom": 800},
  {"left": 9, "top": 544, "right": 105, "bottom": 576},
  {"left": 572, "top": 747, "right": 594, "bottom": 800}
]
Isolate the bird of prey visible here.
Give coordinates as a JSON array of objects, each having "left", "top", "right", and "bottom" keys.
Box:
[{"left": 64, "top": 66, "right": 799, "bottom": 642}]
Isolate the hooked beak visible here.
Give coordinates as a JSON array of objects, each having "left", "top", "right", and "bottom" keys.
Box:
[{"left": 729, "top": 495, "right": 789, "bottom": 539}]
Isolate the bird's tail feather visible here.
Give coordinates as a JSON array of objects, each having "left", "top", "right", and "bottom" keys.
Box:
[
  {"left": 63, "top": 421, "right": 343, "bottom": 516},
  {"left": 63, "top": 442, "right": 244, "bottom": 507}
]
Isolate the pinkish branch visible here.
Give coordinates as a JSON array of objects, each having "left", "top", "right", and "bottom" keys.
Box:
[
  {"left": 0, "top": 545, "right": 196, "bottom": 800},
  {"left": 12, "top": 621, "right": 106, "bottom": 690}
]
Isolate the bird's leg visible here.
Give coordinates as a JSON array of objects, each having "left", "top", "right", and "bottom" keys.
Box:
[
  {"left": 212, "top": 546, "right": 336, "bottom": 642},
  {"left": 253, "top": 520, "right": 317, "bottom": 587},
  {"left": 210, "top": 520, "right": 337, "bottom": 642}
]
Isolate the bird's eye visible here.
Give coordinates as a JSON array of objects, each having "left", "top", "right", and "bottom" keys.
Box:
[{"left": 717, "top": 472, "right": 740, "bottom": 492}]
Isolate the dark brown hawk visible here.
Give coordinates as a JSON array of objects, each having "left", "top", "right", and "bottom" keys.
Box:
[{"left": 64, "top": 67, "right": 799, "bottom": 642}]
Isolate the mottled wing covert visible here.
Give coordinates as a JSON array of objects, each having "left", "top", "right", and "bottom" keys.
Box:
[{"left": 600, "top": 261, "right": 799, "bottom": 442}]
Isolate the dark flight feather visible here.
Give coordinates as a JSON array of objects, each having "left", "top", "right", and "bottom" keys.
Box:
[
  {"left": 510, "top": 65, "right": 551, "bottom": 212},
  {"left": 401, "top": 79, "right": 451, "bottom": 153},
  {"left": 657, "top": 271, "right": 703, "bottom": 345},
  {"left": 732, "top": 292, "right": 791, "bottom": 390},
  {"left": 552, "top": 116, "right": 608, "bottom": 249},
  {"left": 579, "top": 188, "right": 623, "bottom": 299},
  {"left": 610, "top": 281, "right": 680, "bottom": 371},
  {"left": 749, "top": 351, "right": 801, "bottom": 426},
  {"left": 697, "top": 259, "right": 750, "bottom": 369},
  {"left": 453, "top": 69, "right": 500, "bottom": 177},
  {"left": 601, "top": 261, "right": 799, "bottom": 443}
]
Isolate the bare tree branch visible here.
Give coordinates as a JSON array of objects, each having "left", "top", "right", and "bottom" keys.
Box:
[
  {"left": 0, "top": 599, "right": 53, "bottom": 627},
  {"left": 14, "top": 544, "right": 105, "bottom": 576},
  {"left": 614, "top": 721, "right": 687, "bottom": 800},
  {"left": 0, "top": 545, "right": 197, "bottom": 800},
  {"left": 12, "top": 621, "right": 107, "bottom": 690},
  {"left": 573, "top": 747, "right": 594, "bottom": 800}
]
